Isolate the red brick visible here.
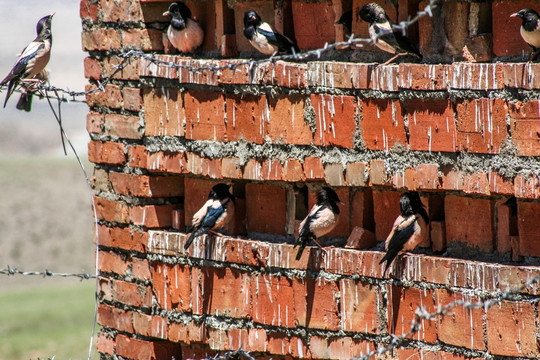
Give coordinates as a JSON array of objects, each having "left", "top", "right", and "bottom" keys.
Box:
[
  {"left": 340, "top": 279, "right": 379, "bottom": 333},
  {"left": 463, "top": 172, "right": 490, "bottom": 195},
  {"left": 114, "top": 280, "right": 152, "bottom": 308},
  {"left": 324, "top": 163, "right": 346, "bottom": 186},
  {"left": 225, "top": 94, "right": 267, "bottom": 144},
  {"left": 370, "top": 159, "right": 390, "bottom": 186},
  {"left": 96, "top": 331, "right": 114, "bottom": 355},
  {"left": 345, "top": 226, "right": 376, "bottom": 249},
  {"left": 80, "top": 0, "right": 98, "bottom": 21},
  {"left": 312, "top": 94, "right": 357, "bottom": 148},
  {"left": 360, "top": 99, "right": 407, "bottom": 151},
  {"left": 242, "top": 159, "right": 263, "bottom": 181},
  {"left": 203, "top": 267, "right": 251, "bottom": 318},
  {"left": 251, "top": 274, "right": 295, "bottom": 328},
  {"left": 102, "top": 56, "right": 139, "bottom": 81},
  {"left": 131, "top": 257, "right": 152, "bottom": 281},
  {"left": 86, "top": 84, "right": 123, "bottom": 109},
  {"left": 81, "top": 28, "right": 121, "bottom": 51},
  {"left": 431, "top": 221, "right": 446, "bottom": 252},
  {"left": 184, "top": 91, "right": 225, "bottom": 141},
  {"left": 130, "top": 204, "right": 175, "bottom": 228},
  {"left": 132, "top": 313, "right": 168, "bottom": 339},
  {"left": 221, "top": 157, "right": 243, "bottom": 179},
  {"left": 303, "top": 156, "right": 325, "bottom": 180},
  {"left": 451, "top": 63, "right": 503, "bottom": 90},
  {"left": 416, "top": 164, "right": 440, "bottom": 190},
  {"left": 98, "top": 251, "right": 128, "bottom": 275},
  {"left": 489, "top": 172, "right": 515, "bottom": 195},
  {"left": 370, "top": 65, "right": 399, "bottom": 91},
  {"left": 346, "top": 161, "right": 368, "bottom": 186},
  {"left": 267, "top": 95, "right": 313, "bottom": 145},
  {"left": 245, "top": 183, "right": 287, "bottom": 235},
  {"left": 98, "top": 277, "right": 113, "bottom": 302},
  {"left": 260, "top": 159, "right": 283, "bottom": 181},
  {"left": 181, "top": 344, "right": 217, "bottom": 359},
  {"left": 266, "top": 332, "right": 290, "bottom": 356},
  {"left": 309, "top": 336, "right": 330, "bottom": 359},
  {"left": 102, "top": 226, "right": 148, "bottom": 252},
  {"left": 99, "top": 0, "right": 142, "bottom": 22},
  {"left": 351, "top": 189, "right": 374, "bottom": 230},
  {"left": 514, "top": 174, "right": 540, "bottom": 199},
  {"left": 393, "top": 167, "right": 416, "bottom": 190},
  {"left": 247, "top": 328, "right": 267, "bottom": 352},
  {"left": 492, "top": 1, "right": 538, "bottom": 57},
  {"left": 517, "top": 201, "right": 540, "bottom": 257},
  {"left": 435, "top": 289, "right": 484, "bottom": 350},
  {"left": 88, "top": 141, "right": 126, "bottom": 165},
  {"left": 407, "top": 99, "right": 457, "bottom": 152},
  {"left": 503, "top": 62, "right": 540, "bottom": 89},
  {"left": 283, "top": 159, "right": 305, "bottom": 182},
  {"left": 104, "top": 114, "right": 141, "bottom": 139},
  {"left": 183, "top": 177, "right": 220, "bottom": 227},
  {"left": 399, "top": 64, "right": 451, "bottom": 90},
  {"left": 94, "top": 196, "right": 130, "bottom": 223},
  {"left": 122, "top": 28, "right": 163, "bottom": 52},
  {"left": 201, "top": 158, "right": 223, "bottom": 179},
  {"left": 144, "top": 151, "right": 186, "bottom": 174},
  {"left": 84, "top": 57, "right": 102, "bottom": 80},
  {"left": 87, "top": 111, "right": 103, "bottom": 134},
  {"left": 463, "top": 33, "right": 493, "bottom": 62},
  {"left": 122, "top": 87, "right": 141, "bottom": 112},
  {"left": 373, "top": 190, "right": 402, "bottom": 242},
  {"left": 487, "top": 301, "right": 539, "bottom": 357},
  {"left": 292, "top": 277, "right": 340, "bottom": 330},
  {"left": 441, "top": 166, "right": 464, "bottom": 191},
  {"left": 307, "top": 62, "right": 373, "bottom": 89},
  {"left": 109, "top": 172, "right": 184, "bottom": 197},
  {"left": 97, "top": 304, "right": 133, "bottom": 332},
  {"left": 445, "top": 195, "right": 494, "bottom": 252},
  {"left": 292, "top": 1, "right": 335, "bottom": 50},
  {"left": 509, "top": 100, "right": 540, "bottom": 156},
  {"left": 456, "top": 98, "right": 509, "bottom": 154},
  {"left": 167, "top": 322, "right": 189, "bottom": 344},
  {"left": 116, "top": 334, "right": 180, "bottom": 360},
  {"left": 387, "top": 286, "right": 436, "bottom": 342}
]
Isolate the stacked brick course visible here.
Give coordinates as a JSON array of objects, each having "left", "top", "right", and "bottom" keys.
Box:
[{"left": 82, "top": 0, "right": 540, "bottom": 359}]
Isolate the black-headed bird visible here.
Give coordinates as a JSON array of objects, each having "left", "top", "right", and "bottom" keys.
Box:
[
  {"left": 163, "top": 2, "right": 204, "bottom": 53},
  {"left": 184, "top": 183, "right": 235, "bottom": 250},
  {"left": 243, "top": 10, "right": 299, "bottom": 55},
  {"left": 0, "top": 13, "right": 54, "bottom": 109},
  {"left": 336, "top": 10, "right": 353, "bottom": 38},
  {"left": 511, "top": 8, "right": 540, "bottom": 61},
  {"left": 359, "top": 3, "right": 421, "bottom": 65},
  {"left": 295, "top": 187, "right": 341, "bottom": 260},
  {"left": 380, "top": 191, "right": 429, "bottom": 275}
]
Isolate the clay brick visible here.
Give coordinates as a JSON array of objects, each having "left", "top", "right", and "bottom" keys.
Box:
[
  {"left": 246, "top": 329, "right": 267, "bottom": 352},
  {"left": 492, "top": 1, "right": 538, "bottom": 57},
  {"left": 99, "top": 251, "right": 128, "bottom": 275},
  {"left": 463, "top": 172, "right": 490, "bottom": 196},
  {"left": 387, "top": 286, "right": 436, "bottom": 342},
  {"left": 185, "top": 152, "right": 203, "bottom": 175},
  {"left": 283, "top": 159, "right": 305, "bottom": 182},
  {"left": 293, "top": 277, "right": 340, "bottom": 330},
  {"left": 351, "top": 189, "right": 374, "bottom": 231},
  {"left": 456, "top": 98, "right": 509, "bottom": 154},
  {"left": 86, "top": 84, "right": 123, "bottom": 109},
  {"left": 81, "top": 28, "right": 121, "bottom": 51},
  {"left": 509, "top": 100, "right": 540, "bottom": 156},
  {"left": 202, "top": 267, "right": 251, "bottom": 318},
  {"left": 487, "top": 301, "right": 539, "bottom": 357},
  {"left": 370, "top": 159, "right": 390, "bottom": 186},
  {"left": 304, "top": 156, "right": 325, "bottom": 180},
  {"left": 122, "top": 87, "right": 141, "bottom": 112},
  {"left": 496, "top": 200, "right": 513, "bottom": 254},
  {"left": 489, "top": 172, "right": 515, "bottom": 195},
  {"left": 130, "top": 204, "right": 175, "bottom": 228},
  {"left": 435, "top": 289, "right": 484, "bottom": 350},
  {"left": 104, "top": 114, "right": 142, "bottom": 139},
  {"left": 201, "top": 158, "right": 223, "bottom": 179},
  {"left": 152, "top": 263, "right": 191, "bottom": 312},
  {"left": 445, "top": 195, "right": 494, "bottom": 252},
  {"left": 441, "top": 166, "right": 463, "bottom": 191},
  {"left": 80, "top": 0, "right": 98, "bottom": 21},
  {"left": 116, "top": 334, "right": 180, "bottom": 360},
  {"left": 340, "top": 279, "right": 379, "bottom": 333},
  {"left": 94, "top": 196, "right": 130, "bottom": 223},
  {"left": 370, "top": 65, "right": 399, "bottom": 92},
  {"left": 360, "top": 98, "right": 407, "bottom": 151},
  {"left": 87, "top": 111, "right": 103, "bottom": 134},
  {"left": 109, "top": 172, "right": 184, "bottom": 197},
  {"left": 132, "top": 313, "right": 168, "bottom": 339},
  {"left": 102, "top": 55, "right": 139, "bottom": 81},
  {"left": 463, "top": 33, "right": 493, "bottom": 62},
  {"left": 399, "top": 64, "right": 451, "bottom": 90},
  {"left": 114, "top": 280, "right": 153, "bottom": 308},
  {"left": 221, "top": 157, "right": 243, "bottom": 179},
  {"left": 307, "top": 62, "right": 373, "bottom": 89},
  {"left": 407, "top": 99, "right": 457, "bottom": 152},
  {"left": 266, "top": 333, "right": 290, "bottom": 356},
  {"left": 416, "top": 164, "right": 440, "bottom": 190},
  {"left": 309, "top": 336, "right": 330, "bottom": 359},
  {"left": 245, "top": 183, "right": 287, "bottom": 235},
  {"left": 292, "top": 1, "right": 335, "bottom": 49},
  {"left": 97, "top": 277, "right": 112, "bottom": 302},
  {"left": 225, "top": 94, "right": 267, "bottom": 144},
  {"left": 84, "top": 57, "right": 102, "bottom": 80},
  {"left": 451, "top": 63, "right": 503, "bottom": 90},
  {"left": 96, "top": 331, "right": 114, "bottom": 355},
  {"left": 122, "top": 28, "right": 163, "bottom": 52},
  {"left": 324, "top": 163, "right": 346, "bottom": 186},
  {"left": 503, "top": 63, "right": 540, "bottom": 89},
  {"left": 312, "top": 94, "right": 357, "bottom": 148},
  {"left": 102, "top": 226, "right": 148, "bottom": 253},
  {"left": 146, "top": 151, "right": 186, "bottom": 174},
  {"left": 242, "top": 159, "right": 263, "bottom": 181},
  {"left": 345, "top": 226, "right": 376, "bottom": 249},
  {"left": 260, "top": 159, "right": 282, "bottom": 181},
  {"left": 92, "top": 168, "right": 112, "bottom": 193},
  {"left": 266, "top": 95, "right": 313, "bottom": 145},
  {"left": 131, "top": 257, "right": 152, "bottom": 281},
  {"left": 168, "top": 322, "right": 189, "bottom": 344},
  {"left": 99, "top": 0, "right": 142, "bottom": 22},
  {"left": 514, "top": 174, "right": 540, "bottom": 199},
  {"left": 251, "top": 274, "right": 295, "bottom": 328},
  {"left": 373, "top": 190, "right": 402, "bottom": 242},
  {"left": 431, "top": 221, "right": 446, "bottom": 252},
  {"left": 517, "top": 201, "right": 540, "bottom": 257},
  {"left": 88, "top": 141, "right": 126, "bottom": 165},
  {"left": 184, "top": 91, "right": 226, "bottom": 141},
  {"left": 346, "top": 161, "right": 369, "bottom": 186},
  {"left": 97, "top": 304, "right": 133, "bottom": 332}
]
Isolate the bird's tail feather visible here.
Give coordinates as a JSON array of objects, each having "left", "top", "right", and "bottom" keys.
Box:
[
  {"left": 3, "top": 80, "right": 16, "bottom": 108},
  {"left": 16, "top": 91, "right": 32, "bottom": 112},
  {"left": 295, "top": 242, "right": 306, "bottom": 261},
  {"left": 184, "top": 226, "right": 210, "bottom": 250}
]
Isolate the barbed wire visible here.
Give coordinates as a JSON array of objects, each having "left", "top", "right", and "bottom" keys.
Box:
[{"left": 0, "top": 266, "right": 96, "bottom": 280}]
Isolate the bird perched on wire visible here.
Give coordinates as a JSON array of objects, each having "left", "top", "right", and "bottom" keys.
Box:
[
  {"left": 359, "top": 3, "right": 421, "bottom": 65},
  {"left": 380, "top": 191, "right": 429, "bottom": 276},
  {"left": 243, "top": 10, "right": 299, "bottom": 55},
  {"left": 0, "top": 13, "right": 54, "bottom": 109},
  {"left": 184, "top": 184, "right": 235, "bottom": 250},
  {"left": 295, "top": 187, "right": 341, "bottom": 260},
  {"left": 162, "top": 2, "right": 204, "bottom": 53},
  {"left": 510, "top": 8, "right": 540, "bottom": 62},
  {"left": 16, "top": 68, "right": 49, "bottom": 112}
]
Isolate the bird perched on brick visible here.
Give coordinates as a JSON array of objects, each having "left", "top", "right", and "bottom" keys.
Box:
[
  {"left": 359, "top": 3, "right": 421, "bottom": 65},
  {"left": 162, "top": 2, "right": 204, "bottom": 53},
  {"left": 243, "top": 10, "right": 299, "bottom": 55},
  {"left": 0, "top": 13, "right": 54, "bottom": 110},
  {"left": 511, "top": 8, "right": 540, "bottom": 61},
  {"left": 295, "top": 187, "right": 341, "bottom": 260},
  {"left": 380, "top": 191, "right": 429, "bottom": 276},
  {"left": 184, "top": 183, "right": 235, "bottom": 250},
  {"left": 336, "top": 10, "right": 353, "bottom": 38}
]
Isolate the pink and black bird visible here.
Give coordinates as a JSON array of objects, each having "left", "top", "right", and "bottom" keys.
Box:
[
  {"left": 380, "top": 191, "right": 429, "bottom": 275},
  {"left": 184, "top": 184, "right": 235, "bottom": 250},
  {"left": 295, "top": 187, "right": 341, "bottom": 260},
  {"left": 359, "top": 3, "right": 421, "bottom": 65},
  {"left": 163, "top": 2, "right": 204, "bottom": 53},
  {"left": 511, "top": 8, "right": 540, "bottom": 61},
  {"left": 243, "top": 10, "right": 299, "bottom": 55},
  {"left": 0, "top": 13, "right": 54, "bottom": 111}
]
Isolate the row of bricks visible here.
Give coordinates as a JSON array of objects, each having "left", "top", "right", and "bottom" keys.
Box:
[
  {"left": 92, "top": 171, "right": 540, "bottom": 257},
  {"left": 81, "top": 0, "right": 539, "bottom": 58},
  {"left": 90, "top": 143, "right": 540, "bottom": 199},
  {"left": 96, "top": 259, "right": 540, "bottom": 358},
  {"left": 88, "top": 89, "right": 540, "bottom": 156},
  {"left": 85, "top": 55, "right": 540, "bottom": 92}
]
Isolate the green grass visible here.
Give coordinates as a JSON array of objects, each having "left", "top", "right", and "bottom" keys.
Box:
[{"left": 0, "top": 282, "right": 99, "bottom": 360}]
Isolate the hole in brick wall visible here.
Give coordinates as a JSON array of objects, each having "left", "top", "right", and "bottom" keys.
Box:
[
  {"left": 295, "top": 185, "right": 309, "bottom": 221},
  {"left": 427, "top": 194, "right": 444, "bottom": 222}
]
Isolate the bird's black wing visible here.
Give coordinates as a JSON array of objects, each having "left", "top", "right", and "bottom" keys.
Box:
[
  {"left": 184, "top": 204, "right": 225, "bottom": 250},
  {"left": 379, "top": 217, "right": 417, "bottom": 275},
  {"left": 257, "top": 27, "right": 299, "bottom": 54},
  {"left": 392, "top": 30, "right": 422, "bottom": 58},
  {"left": 295, "top": 205, "right": 326, "bottom": 260}
]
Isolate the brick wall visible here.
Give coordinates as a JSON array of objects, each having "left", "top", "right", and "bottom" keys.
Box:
[{"left": 83, "top": 0, "right": 540, "bottom": 359}]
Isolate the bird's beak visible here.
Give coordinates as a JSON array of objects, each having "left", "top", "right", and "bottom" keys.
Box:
[
  {"left": 510, "top": 12, "right": 518, "bottom": 18},
  {"left": 50, "top": 12, "right": 56, "bottom": 17},
  {"left": 163, "top": 10, "right": 170, "bottom": 16}
]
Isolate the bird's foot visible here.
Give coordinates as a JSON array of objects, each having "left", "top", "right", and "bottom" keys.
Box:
[{"left": 379, "top": 53, "right": 402, "bottom": 67}]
